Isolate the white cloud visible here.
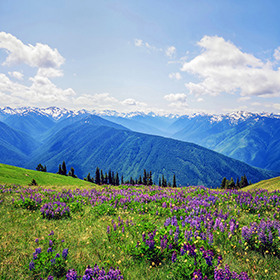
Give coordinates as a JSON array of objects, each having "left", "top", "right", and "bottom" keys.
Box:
[
  {"left": 134, "top": 38, "right": 161, "bottom": 52},
  {"left": 197, "top": 97, "right": 204, "bottom": 102},
  {"left": 121, "top": 98, "right": 147, "bottom": 107},
  {"left": 273, "top": 103, "right": 280, "bottom": 110},
  {"left": 169, "top": 72, "right": 182, "bottom": 80},
  {"left": 134, "top": 39, "right": 143, "bottom": 47},
  {"left": 273, "top": 47, "right": 280, "bottom": 61},
  {"left": 251, "top": 102, "right": 261, "bottom": 106},
  {"left": 37, "top": 68, "right": 64, "bottom": 78},
  {"left": 181, "top": 35, "right": 280, "bottom": 97},
  {"left": 166, "top": 46, "right": 176, "bottom": 58},
  {"left": 74, "top": 93, "right": 118, "bottom": 108},
  {"left": 0, "top": 32, "right": 65, "bottom": 68},
  {"left": 8, "top": 71, "right": 24, "bottom": 80},
  {"left": 237, "top": 96, "right": 251, "bottom": 102},
  {"left": 164, "top": 93, "right": 188, "bottom": 107}
]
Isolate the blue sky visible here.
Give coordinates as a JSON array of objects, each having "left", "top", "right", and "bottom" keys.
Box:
[{"left": 0, "top": 0, "right": 280, "bottom": 115}]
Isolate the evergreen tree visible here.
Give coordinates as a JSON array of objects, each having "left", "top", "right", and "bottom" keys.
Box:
[
  {"left": 36, "top": 163, "right": 45, "bottom": 172},
  {"left": 162, "top": 175, "right": 167, "bottom": 187},
  {"left": 112, "top": 171, "right": 115, "bottom": 185},
  {"left": 101, "top": 170, "right": 104, "bottom": 185},
  {"left": 104, "top": 173, "right": 108, "bottom": 185},
  {"left": 68, "top": 167, "right": 77, "bottom": 178},
  {"left": 158, "top": 177, "right": 162, "bottom": 187},
  {"left": 84, "top": 172, "right": 93, "bottom": 182},
  {"left": 61, "top": 161, "right": 67, "bottom": 176},
  {"left": 221, "top": 177, "right": 227, "bottom": 189},
  {"left": 138, "top": 175, "right": 142, "bottom": 185},
  {"left": 240, "top": 174, "right": 249, "bottom": 188},
  {"left": 115, "top": 172, "right": 120, "bottom": 186},
  {"left": 228, "top": 177, "right": 235, "bottom": 189},
  {"left": 57, "top": 164, "right": 62, "bottom": 175},
  {"left": 95, "top": 167, "right": 100, "bottom": 185},
  {"left": 108, "top": 170, "right": 112, "bottom": 185},
  {"left": 129, "top": 177, "right": 135, "bottom": 185},
  {"left": 143, "top": 169, "right": 147, "bottom": 186},
  {"left": 236, "top": 177, "right": 240, "bottom": 189},
  {"left": 172, "top": 174, "right": 177, "bottom": 188},
  {"left": 148, "top": 171, "right": 153, "bottom": 185},
  {"left": 43, "top": 165, "right": 47, "bottom": 172}
]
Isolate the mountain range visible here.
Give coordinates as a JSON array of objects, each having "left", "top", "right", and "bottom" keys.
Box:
[{"left": 0, "top": 106, "right": 279, "bottom": 187}]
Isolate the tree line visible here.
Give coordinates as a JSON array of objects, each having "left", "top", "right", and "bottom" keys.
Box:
[
  {"left": 36, "top": 162, "right": 177, "bottom": 187},
  {"left": 220, "top": 174, "right": 250, "bottom": 190}
]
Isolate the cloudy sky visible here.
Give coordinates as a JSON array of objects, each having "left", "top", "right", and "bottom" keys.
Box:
[{"left": 1, "top": 0, "right": 280, "bottom": 115}]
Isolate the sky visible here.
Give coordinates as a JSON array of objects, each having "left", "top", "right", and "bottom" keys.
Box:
[{"left": 1, "top": 0, "right": 280, "bottom": 115}]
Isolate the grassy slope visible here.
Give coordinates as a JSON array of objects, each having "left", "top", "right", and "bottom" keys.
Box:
[
  {"left": 243, "top": 176, "right": 280, "bottom": 192},
  {"left": 0, "top": 163, "right": 95, "bottom": 188}
]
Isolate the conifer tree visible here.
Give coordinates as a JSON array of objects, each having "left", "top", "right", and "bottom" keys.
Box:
[
  {"left": 112, "top": 171, "right": 115, "bottom": 185},
  {"left": 100, "top": 170, "right": 104, "bottom": 185},
  {"left": 138, "top": 175, "right": 142, "bottom": 185},
  {"left": 68, "top": 167, "right": 77, "bottom": 178},
  {"left": 240, "top": 174, "right": 249, "bottom": 188},
  {"left": 148, "top": 171, "right": 153, "bottom": 185},
  {"left": 161, "top": 174, "right": 167, "bottom": 187},
  {"left": 57, "top": 164, "right": 62, "bottom": 175},
  {"left": 115, "top": 172, "right": 120, "bottom": 186},
  {"left": 61, "top": 161, "right": 67, "bottom": 176},
  {"left": 130, "top": 177, "right": 134, "bottom": 185},
  {"left": 95, "top": 167, "right": 100, "bottom": 185},
  {"left": 236, "top": 177, "right": 240, "bottom": 189},
  {"left": 221, "top": 177, "right": 227, "bottom": 189},
  {"left": 172, "top": 174, "right": 177, "bottom": 188},
  {"left": 108, "top": 170, "right": 112, "bottom": 185},
  {"left": 228, "top": 177, "right": 235, "bottom": 189},
  {"left": 84, "top": 172, "right": 93, "bottom": 182},
  {"left": 158, "top": 177, "right": 162, "bottom": 187},
  {"left": 143, "top": 169, "right": 147, "bottom": 185},
  {"left": 36, "top": 163, "right": 45, "bottom": 172},
  {"left": 104, "top": 173, "right": 108, "bottom": 185}
]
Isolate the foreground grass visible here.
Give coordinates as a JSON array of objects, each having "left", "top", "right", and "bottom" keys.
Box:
[
  {"left": 0, "top": 163, "right": 94, "bottom": 188},
  {"left": 1, "top": 184, "right": 280, "bottom": 279},
  {"left": 243, "top": 176, "right": 280, "bottom": 192}
]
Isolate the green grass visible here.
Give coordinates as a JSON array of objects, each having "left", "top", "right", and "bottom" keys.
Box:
[
  {"left": 243, "top": 176, "right": 280, "bottom": 192},
  {"left": 0, "top": 163, "right": 95, "bottom": 189}
]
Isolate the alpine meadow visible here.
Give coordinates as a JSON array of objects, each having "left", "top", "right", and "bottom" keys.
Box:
[{"left": 1, "top": 1, "right": 280, "bottom": 279}]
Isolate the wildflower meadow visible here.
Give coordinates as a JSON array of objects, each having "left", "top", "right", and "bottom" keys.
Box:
[{"left": 1, "top": 184, "right": 280, "bottom": 279}]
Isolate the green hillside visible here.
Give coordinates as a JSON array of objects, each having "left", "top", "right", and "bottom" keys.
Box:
[
  {"left": 243, "top": 176, "right": 280, "bottom": 192},
  {"left": 0, "top": 163, "right": 95, "bottom": 188},
  {"left": 26, "top": 120, "right": 279, "bottom": 188}
]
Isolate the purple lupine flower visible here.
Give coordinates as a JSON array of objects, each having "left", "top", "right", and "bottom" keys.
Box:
[
  {"left": 49, "top": 240, "right": 53, "bottom": 246},
  {"left": 62, "top": 248, "right": 69, "bottom": 259},
  {"left": 82, "top": 265, "right": 94, "bottom": 280},
  {"left": 47, "top": 247, "right": 53, "bottom": 253},
  {"left": 47, "top": 276, "right": 54, "bottom": 280},
  {"left": 35, "top": 247, "right": 42, "bottom": 254},
  {"left": 66, "top": 269, "right": 78, "bottom": 280},
  {"left": 35, "top": 238, "right": 39, "bottom": 243},
  {"left": 48, "top": 230, "right": 54, "bottom": 236},
  {"left": 192, "top": 269, "right": 203, "bottom": 280},
  {"left": 217, "top": 255, "right": 222, "bottom": 266},
  {"left": 113, "top": 224, "right": 117, "bottom": 231},
  {"left": 29, "top": 260, "right": 35, "bottom": 271},
  {"left": 107, "top": 226, "right": 110, "bottom": 234},
  {"left": 50, "top": 258, "right": 56, "bottom": 265},
  {"left": 55, "top": 253, "right": 60, "bottom": 258},
  {"left": 171, "top": 251, "right": 177, "bottom": 263}
]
